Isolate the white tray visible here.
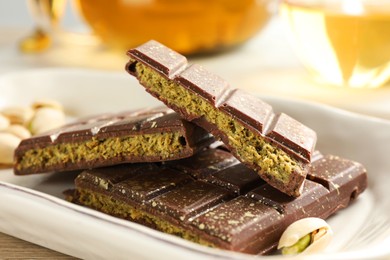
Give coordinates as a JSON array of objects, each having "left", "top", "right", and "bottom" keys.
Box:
[{"left": 0, "top": 68, "right": 389, "bottom": 259}]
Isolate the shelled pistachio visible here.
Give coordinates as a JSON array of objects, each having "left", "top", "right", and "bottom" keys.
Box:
[
  {"left": 278, "top": 217, "right": 333, "bottom": 255},
  {"left": 0, "top": 98, "right": 66, "bottom": 166}
]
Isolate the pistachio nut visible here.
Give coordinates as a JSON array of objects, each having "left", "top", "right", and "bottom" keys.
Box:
[
  {"left": 278, "top": 217, "right": 333, "bottom": 255},
  {"left": 4, "top": 124, "right": 31, "bottom": 139},
  {"left": 0, "top": 113, "right": 10, "bottom": 130},
  {"left": 31, "top": 98, "right": 64, "bottom": 111},
  {"left": 1, "top": 106, "right": 34, "bottom": 126},
  {"left": 29, "top": 107, "right": 65, "bottom": 135},
  {"left": 0, "top": 132, "right": 21, "bottom": 165}
]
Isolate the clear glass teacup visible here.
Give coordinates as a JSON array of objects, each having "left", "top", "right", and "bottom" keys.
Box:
[{"left": 280, "top": 0, "right": 390, "bottom": 88}]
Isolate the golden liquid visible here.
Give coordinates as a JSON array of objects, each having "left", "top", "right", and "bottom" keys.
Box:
[
  {"left": 281, "top": 1, "right": 390, "bottom": 88},
  {"left": 73, "top": 0, "right": 272, "bottom": 55}
]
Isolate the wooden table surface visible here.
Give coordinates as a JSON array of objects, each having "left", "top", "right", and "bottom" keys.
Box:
[{"left": 0, "top": 231, "right": 76, "bottom": 259}]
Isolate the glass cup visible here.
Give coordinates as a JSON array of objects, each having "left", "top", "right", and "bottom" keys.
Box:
[
  {"left": 20, "top": 0, "right": 67, "bottom": 52},
  {"left": 22, "top": 0, "right": 277, "bottom": 56},
  {"left": 280, "top": 0, "right": 390, "bottom": 88}
]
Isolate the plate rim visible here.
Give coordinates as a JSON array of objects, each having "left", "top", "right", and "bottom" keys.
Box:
[{"left": 0, "top": 68, "right": 389, "bottom": 259}]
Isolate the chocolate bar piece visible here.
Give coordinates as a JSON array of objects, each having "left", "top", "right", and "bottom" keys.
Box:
[
  {"left": 126, "top": 40, "right": 317, "bottom": 197},
  {"left": 66, "top": 147, "right": 367, "bottom": 254},
  {"left": 14, "top": 107, "right": 213, "bottom": 175}
]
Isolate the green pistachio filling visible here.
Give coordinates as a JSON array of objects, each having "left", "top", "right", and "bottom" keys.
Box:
[
  {"left": 74, "top": 188, "right": 216, "bottom": 248},
  {"left": 17, "top": 133, "right": 185, "bottom": 171},
  {"left": 282, "top": 233, "right": 311, "bottom": 255},
  {"left": 134, "top": 62, "right": 302, "bottom": 184}
]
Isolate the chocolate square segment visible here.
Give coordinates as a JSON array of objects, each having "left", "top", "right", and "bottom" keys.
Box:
[
  {"left": 191, "top": 197, "right": 281, "bottom": 250},
  {"left": 151, "top": 181, "right": 231, "bottom": 222},
  {"left": 176, "top": 64, "right": 230, "bottom": 105},
  {"left": 127, "top": 40, "right": 187, "bottom": 77},
  {"left": 266, "top": 113, "right": 317, "bottom": 162},
  {"left": 308, "top": 154, "right": 366, "bottom": 191},
  {"left": 166, "top": 147, "right": 238, "bottom": 179},
  {"left": 247, "top": 180, "right": 330, "bottom": 217},
  {"left": 113, "top": 168, "right": 192, "bottom": 202},
  {"left": 204, "top": 163, "right": 265, "bottom": 195},
  {"left": 307, "top": 154, "right": 368, "bottom": 207},
  {"left": 220, "top": 89, "right": 273, "bottom": 133},
  {"left": 75, "top": 163, "right": 144, "bottom": 190}
]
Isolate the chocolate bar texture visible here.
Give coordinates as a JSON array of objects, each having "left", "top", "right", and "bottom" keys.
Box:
[
  {"left": 67, "top": 147, "right": 367, "bottom": 254},
  {"left": 126, "top": 40, "right": 317, "bottom": 197},
  {"left": 14, "top": 107, "right": 213, "bottom": 175}
]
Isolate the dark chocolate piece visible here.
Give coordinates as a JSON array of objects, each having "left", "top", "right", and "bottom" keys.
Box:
[
  {"left": 126, "top": 40, "right": 317, "bottom": 197},
  {"left": 67, "top": 148, "right": 367, "bottom": 254},
  {"left": 14, "top": 107, "right": 214, "bottom": 175},
  {"left": 203, "top": 163, "right": 265, "bottom": 195},
  {"left": 164, "top": 147, "right": 239, "bottom": 179}
]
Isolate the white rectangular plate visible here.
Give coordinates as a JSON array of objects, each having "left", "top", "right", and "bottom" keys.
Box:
[{"left": 0, "top": 68, "right": 389, "bottom": 259}]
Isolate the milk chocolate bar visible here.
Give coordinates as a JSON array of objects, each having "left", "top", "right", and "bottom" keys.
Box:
[
  {"left": 14, "top": 107, "right": 213, "bottom": 175},
  {"left": 66, "top": 148, "right": 367, "bottom": 254},
  {"left": 126, "top": 40, "right": 317, "bottom": 197}
]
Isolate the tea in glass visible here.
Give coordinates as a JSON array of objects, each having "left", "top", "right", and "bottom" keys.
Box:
[
  {"left": 281, "top": 0, "right": 390, "bottom": 88},
  {"left": 73, "top": 0, "right": 274, "bottom": 55}
]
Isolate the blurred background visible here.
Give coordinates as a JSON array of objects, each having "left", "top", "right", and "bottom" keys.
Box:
[
  {"left": 0, "top": 0, "right": 389, "bottom": 116},
  {"left": 0, "top": 1, "right": 80, "bottom": 28},
  {"left": 0, "top": 0, "right": 287, "bottom": 72}
]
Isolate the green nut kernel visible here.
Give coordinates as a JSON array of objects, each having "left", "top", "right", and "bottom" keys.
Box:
[
  {"left": 282, "top": 233, "right": 311, "bottom": 255},
  {"left": 278, "top": 217, "right": 333, "bottom": 255}
]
